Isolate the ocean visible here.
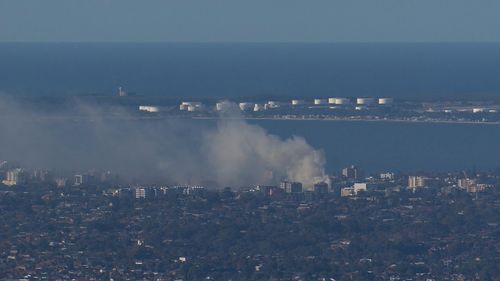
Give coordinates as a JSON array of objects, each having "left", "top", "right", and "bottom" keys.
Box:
[
  {"left": 251, "top": 119, "right": 500, "bottom": 174},
  {"left": 1, "top": 42, "right": 500, "bottom": 99},
  {"left": 1, "top": 42, "right": 499, "bottom": 173}
]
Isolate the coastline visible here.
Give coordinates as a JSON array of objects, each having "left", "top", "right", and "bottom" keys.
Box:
[{"left": 191, "top": 116, "right": 500, "bottom": 126}]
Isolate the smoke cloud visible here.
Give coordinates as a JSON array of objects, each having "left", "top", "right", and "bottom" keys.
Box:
[{"left": 0, "top": 97, "right": 327, "bottom": 188}]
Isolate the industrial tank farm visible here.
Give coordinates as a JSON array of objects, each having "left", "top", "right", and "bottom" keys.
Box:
[
  {"left": 378, "top": 98, "right": 394, "bottom": 105},
  {"left": 356, "top": 97, "right": 376, "bottom": 105}
]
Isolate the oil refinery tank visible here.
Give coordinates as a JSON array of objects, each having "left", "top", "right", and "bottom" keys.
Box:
[
  {"left": 314, "top": 99, "right": 327, "bottom": 105},
  {"left": 216, "top": 101, "right": 234, "bottom": 111},
  {"left": 239, "top": 102, "right": 254, "bottom": 111},
  {"left": 334, "top": 98, "right": 351, "bottom": 105},
  {"left": 378, "top": 98, "right": 394, "bottom": 105},
  {"left": 291, "top": 99, "right": 306, "bottom": 106},
  {"left": 254, "top": 104, "right": 264, "bottom": 111},
  {"left": 267, "top": 101, "right": 281, "bottom": 108},
  {"left": 139, "top": 106, "right": 160, "bottom": 113},
  {"left": 356, "top": 98, "right": 375, "bottom": 105},
  {"left": 180, "top": 101, "right": 203, "bottom": 111},
  {"left": 187, "top": 105, "right": 198, "bottom": 112}
]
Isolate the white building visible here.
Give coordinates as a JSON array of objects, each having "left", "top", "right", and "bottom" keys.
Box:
[
  {"left": 266, "top": 101, "right": 281, "bottom": 109},
  {"left": 180, "top": 102, "right": 203, "bottom": 111},
  {"left": 457, "top": 178, "right": 476, "bottom": 189},
  {"left": 2, "top": 168, "right": 27, "bottom": 186},
  {"left": 117, "top": 87, "right": 127, "bottom": 97},
  {"left": 74, "top": 175, "right": 85, "bottom": 186},
  {"left": 239, "top": 102, "right": 254, "bottom": 111},
  {"left": 329, "top": 98, "right": 351, "bottom": 105},
  {"left": 139, "top": 105, "right": 160, "bottom": 113},
  {"left": 253, "top": 104, "right": 265, "bottom": 111},
  {"left": 356, "top": 98, "right": 376, "bottom": 105},
  {"left": 313, "top": 99, "right": 327, "bottom": 105},
  {"left": 291, "top": 99, "right": 306, "bottom": 106},
  {"left": 380, "top": 172, "right": 395, "bottom": 180},
  {"left": 135, "top": 188, "right": 148, "bottom": 199},
  {"left": 408, "top": 176, "right": 426, "bottom": 189},
  {"left": 215, "top": 101, "right": 235, "bottom": 111},
  {"left": 378, "top": 98, "right": 394, "bottom": 105},
  {"left": 341, "top": 187, "right": 355, "bottom": 197},
  {"left": 353, "top": 183, "right": 368, "bottom": 194}
]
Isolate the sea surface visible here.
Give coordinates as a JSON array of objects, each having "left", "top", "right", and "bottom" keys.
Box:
[
  {"left": 1, "top": 42, "right": 500, "bottom": 173},
  {"left": 1, "top": 42, "right": 500, "bottom": 99},
  {"left": 250, "top": 119, "right": 500, "bottom": 173}
]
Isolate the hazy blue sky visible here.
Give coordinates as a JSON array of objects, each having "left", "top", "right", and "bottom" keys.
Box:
[{"left": 1, "top": 0, "right": 500, "bottom": 42}]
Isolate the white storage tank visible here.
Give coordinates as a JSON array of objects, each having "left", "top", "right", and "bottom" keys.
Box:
[
  {"left": 139, "top": 106, "right": 160, "bottom": 113},
  {"left": 187, "top": 105, "right": 200, "bottom": 112},
  {"left": 335, "top": 98, "right": 351, "bottom": 105},
  {"left": 314, "top": 99, "right": 327, "bottom": 105},
  {"left": 254, "top": 104, "right": 264, "bottom": 112},
  {"left": 356, "top": 98, "right": 375, "bottom": 105},
  {"left": 239, "top": 102, "right": 254, "bottom": 111},
  {"left": 291, "top": 99, "right": 306, "bottom": 106},
  {"left": 266, "top": 101, "right": 281, "bottom": 109},
  {"left": 216, "top": 101, "right": 234, "bottom": 111},
  {"left": 378, "top": 98, "right": 394, "bottom": 105},
  {"left": 180, "top": 101, "right": 202, "bottom": 111}
]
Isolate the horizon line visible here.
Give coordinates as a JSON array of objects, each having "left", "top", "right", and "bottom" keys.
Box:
[{"left": 1, "top": 40, "right": 500, "bottom": 45}]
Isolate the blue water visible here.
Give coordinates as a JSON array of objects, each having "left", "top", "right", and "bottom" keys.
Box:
[
  {"left": 1, "top": 43, "right": 500, "bottom": 173},
  {"left": 1, "top": 42, "right": 500, "bottom": 99},
  {"left": 251, "top": 119, "right": 500, "bottom": 173}
]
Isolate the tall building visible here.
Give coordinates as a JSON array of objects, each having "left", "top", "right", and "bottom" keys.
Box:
[
  {"left": 353, "top": 183, "right": 368, "bottom": 194},
  {"left": 74, "top": 175, "right": 84, "bottom": 186},
  {"left": 118, "top": 86, "right": 127, "bottom": 97},
  {"left": 2, "top": 168, "right": 27, "bottom": 186},
  {"left": 135, "top": 188, "right": 148, "bottom": 199},
  {"left": 458, "top": 178, "right": 476, "bottom": 189},
  {"left": 280, "top": 181, "right": 303, "bottom": 193},
  {"left": 313, "top": 182, "right": 329, "bottom": 194},
  {"left": 74, "top": 174, "right": 93, "bottom": 186},
  {"left": 380, "top": 172, "right": 395, "bottom": 180},
  {"left": 341, "top": 187, "right": 355, "bottom": 197},
  {"left": 342, "top": 165, "right": 359, "bottom": 180},
  {"left": 33, "top": 169, "right": 51, "bottom": 182},
  {"left": 408, "top": 176, "right": 426, "bottom": 189},
  {"left": 256, "top": 185, "right": 275, "bottom": 196},
  {"left": 55, "top": 178, "right": 67, "bottom": 188}
]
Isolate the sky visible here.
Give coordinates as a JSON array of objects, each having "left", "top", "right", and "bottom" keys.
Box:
[{"left": 1, "top": 0, "right": 500, "bottom": 43}]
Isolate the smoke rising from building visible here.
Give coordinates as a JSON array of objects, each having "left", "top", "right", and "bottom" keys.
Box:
[{"left": 0, "top": 97, "right": 327, "bottom": 188}]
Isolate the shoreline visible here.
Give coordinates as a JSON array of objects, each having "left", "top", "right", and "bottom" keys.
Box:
[
  {"left": 4, "top": 113, "right": 500, "bottom": 126},
  {"left": 191, "top": 116, "right": 500, "bottom": 125}
]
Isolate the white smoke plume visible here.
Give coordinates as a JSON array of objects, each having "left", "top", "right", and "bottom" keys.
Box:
[{"left": 0, "top": 97, "right": 327, "bottom": 188}]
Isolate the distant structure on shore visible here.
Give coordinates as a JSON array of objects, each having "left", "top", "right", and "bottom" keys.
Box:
[
  {"left": 378, "top": 98, "right": 394, "bottom": 105},
  {"left": 118, "top": 87, "right": 127, "bottom": 97},
  {"left": 328, "top": 98, "right": 351, "bottom": 105},
  {"left": 137, "top": 96, "right": 399, "bottom": 115},
  {"left": 179, "top": 102, "right": 204, "bottom": 112},
  {"left": 139, "top": 105, "right": 160, "bottom": 113}
]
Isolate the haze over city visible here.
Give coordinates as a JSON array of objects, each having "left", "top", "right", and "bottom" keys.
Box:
[{"left": 0, "top": 1, "right": 499, "bottom": 280}]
